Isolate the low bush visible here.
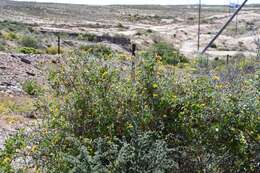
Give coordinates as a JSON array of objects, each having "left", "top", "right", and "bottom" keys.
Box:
[
  {"left": 0, "top": 39, "right": 6, "bottom": 51},
  {"left": 3, "top": 32, "right": 18, "bottom": 41},
  {"left": 0, "top": 131, "right": 26, "bottom": 173},
  {"left": 1, "top": 53, "right": 259, "bottom": 173},
  {"left": 117, "top": 23, "right": 125, "bottom": 28},
  {"left": 22, "top": 80, "right": 43, "bottom": 96},
  {"left": 18, "top": 47, "right": 39, "bottom": 54},
  {"left": 80, "top": 44, "right": 114, "bottom": 59},
  {"left": 78, "top": 33, "right": 96, "bottom": 42},
  {"left": 19, "top": 35, "right": 38, "bottom": 48},
  {"left": 146, "top": 29, "right": 153, "bottom": 33},
  {"left": 149, "top": 42, "right": 188, "bottom": 65},
  {"left": 210, "top": 43, "right": 217, "bottom": 49},
  {"left": 46, "top": 46, "right": 63, "bottom": 55},
  {"left": 0, "top": 45, "right": 5, "bottom": 51},
  {"left": 0, "top": 20, "right": 27, "bottom": 32}
]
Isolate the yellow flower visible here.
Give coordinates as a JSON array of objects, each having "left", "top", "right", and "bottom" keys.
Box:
[
  {"left": 31, "top": 145, "right": 38, "bottom": 153},
  {"left": 87, "top": 48, "right": 92, "bottom": 53},
  {"left": 155, "top": 54, "right": 162, "bottom": 61},
  {"left": 153, "top": 93, "right": 158, "bottom": 97},
  {"left": 216, "top": 84, "right": 223, "bottom": 89},
  {"left": 152, "top": 83, "right": 158, "bottom": 89},
  {"left": 127, "top": 123, "right": 133, "bottom": 129},
  {"left": 212, "top": 76, "right": 220, "bottom": 81},
  {"left": 172, "top": 94, "right": 177, "bottom": 100},
  {"left": 102, "top": 71, "right": 108, "bottom": 78},
  {"left": 3, "top": 157, "right": 11, "bottom": 164},
  {"left": 43, "top": 128, "right": 48, "bottom": 134},
  {"left": 256, "top": 134, "right": 260, "bottom": 142},
  {"left": 87, "top": 146, "right": 93, "bottom": 153}
]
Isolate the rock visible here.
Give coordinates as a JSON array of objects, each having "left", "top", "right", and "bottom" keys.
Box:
[
  {"left": 0, "top": 53, "right": 53, "bottom": 96},
  {"left": 26, "top": 71, "right": 36, "bottom": 76},
  {"left": 1, "top": 81, "right": 13, "bottom": 86},
  {"left": 20, "top": 57, "right": 32, "bottom": 64},
  {"left": 0, "top": 66, "right": 7, "bottom": 69},
  {"left": 244, "top": 65, "right": 256, "bottom": 73}
]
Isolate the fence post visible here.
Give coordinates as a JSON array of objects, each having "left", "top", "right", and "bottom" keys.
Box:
[
  {"left": 226, "top": 54, "right": 230, "bottom": 65},
  {"left": 131, "top": 43, "right": 136, "bottom": 83},
  {"left": 57, "top": 34, "right": 61, "bottom": 54},
  {"left": 227, "top": 54, "right": 231, "bottom": 73},
  {"left": 256, "top": 38, "right": 260, "bottom": 61}
]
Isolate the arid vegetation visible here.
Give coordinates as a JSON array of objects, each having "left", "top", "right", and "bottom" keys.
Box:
[
  {"left": 0, "top": 44, "right": 260, "bottom": 172},
  {"left": 0, "top": 0, "right": 259, "bottom": 172}
]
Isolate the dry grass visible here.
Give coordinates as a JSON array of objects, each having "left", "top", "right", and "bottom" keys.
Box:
[{"left": 0, "top": 95, "right": 34, "bottom": 117}]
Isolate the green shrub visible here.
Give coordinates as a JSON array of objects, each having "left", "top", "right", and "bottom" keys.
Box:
[
  {"left": 210, "top": 43, "right": 217, "bottom": 49},
  {"left": 2, "top": 53, "right": 259, "bottom": 172},
  {"left": 22, "top": 80, "right": 43, "bottom": 96},
  {"left": 196, "top": 55, "right": 209, "bottom": 68},
  {"left": 146, "top": 29, "right": 153, "bottom": 33},
  {"left": 19, "top": 35, "right": 38, "bottom": 48},
  {"left": 117, "top": 23, "right": 124, "bottom": 28},
  {"left": 0, "top": 44, "right": 5, "bottom": 51},
  {"left": 0, "top": 20, "right": 27, "bottom": 32},
  {"left": 0, "top": 131, "right": 26, "bottom": 173},
  {"left": 149, "top": 42, "right": 188, "bottom": 65},
  {"left": 78, "top": 33, "right": 96, "bottom": 42},
  {"left": 3, "top": 32, "right": 18, "bottom": 41},
  {"left": 18, "top": 47, "right": 39, "bottom": 54},
  {"left": 80, "top": 44, "right": 114, "bottom": 59}
]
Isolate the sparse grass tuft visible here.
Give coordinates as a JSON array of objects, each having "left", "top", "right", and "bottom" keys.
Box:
[
  {"left": 80, "top": 44, "right": 114, "bottom": 59},
  {"left": 3, "top": 32, "right": 18, "bottom": 41},
  {"left": 0, "top": 20, "right": 27, "bottom": 32},
  {"left": 149, "top": 42, "right": 188, "bottom": 65},
  {"left": 22, "top": 80, "right": 43, "bottom": 96},
  {"left": 18, "top": 47, "right": 40, "bottom": 54},
  {"left": 46, "top": 46, "right": 62, "bottom": 55},
  {"left": 0, "top": 97, "right": 34, "bottom": 115},
  {"left": 78, "top": 33, "right": 96, "bottom": 42},
  {"left": 19, "top": 35, "right": 38, "bottom": 48},
  {"left": 0, "top": 44, "right": 5, "bottom": 51}
]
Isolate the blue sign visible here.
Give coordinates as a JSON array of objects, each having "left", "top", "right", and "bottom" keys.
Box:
[{"left": 229, "top": 3, "right": 240, "bottom": 9}]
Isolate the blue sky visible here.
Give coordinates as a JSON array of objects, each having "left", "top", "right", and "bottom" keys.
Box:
[{"left": 14, "top": 0, "right": 259, "bottom": 5}]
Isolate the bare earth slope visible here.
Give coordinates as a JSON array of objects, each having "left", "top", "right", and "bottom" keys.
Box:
[{"left": 0, "top": 1, "right": 259, "bottom": 58}]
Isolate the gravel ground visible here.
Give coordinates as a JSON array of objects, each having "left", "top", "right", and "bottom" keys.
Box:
[
  {"left": 0, "top": 53, "right": 54, "bottom": 149},
  {"left": 0, "top": 53, "right": 58, "bottom": 96}
]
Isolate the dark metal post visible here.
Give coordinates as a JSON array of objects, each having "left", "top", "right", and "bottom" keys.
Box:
[
  {"left": 256, "top": 38, "right": 260, "bottom": 61},
  {"left": 197, "top": 0, "right": 201, "bottom": 52},
  {"left": 132, "top": 43, "right": 136, "bottom": 57},
  {"left": 202, "top": 0, "right": 248, "bottom": 54},
  {"left": 57, "top": 34, "right": 61, "bottom": 54},
  {"left": 131, "top": 43, "right": 136, "bottom": 83}
]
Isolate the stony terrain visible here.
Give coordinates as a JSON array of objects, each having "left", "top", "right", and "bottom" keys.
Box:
[{"left": 0, "top": 53, "right": 57, "bottom": 148}]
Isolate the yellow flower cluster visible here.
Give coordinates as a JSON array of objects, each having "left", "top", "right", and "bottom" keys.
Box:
[
  {"left": 127, "top": 122, "right": 133, "bottom": 129},
  {"left": 102, "top": 71, "right": 108, "bottom": 78},
  {"left": 212, "top": 75, "right": 220, "bottom": 81},
  {"left": 152, "top": 83, "right": 158, "bottom": 89},
  {"left": 153, "top": 93, "right": 158, "bottom": 97},
  {"left": 3, "top": 157, "right": 11, "bottom": 164},
  {"left": 31, "top": 145, "right": 38, "bottom": 153}
]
